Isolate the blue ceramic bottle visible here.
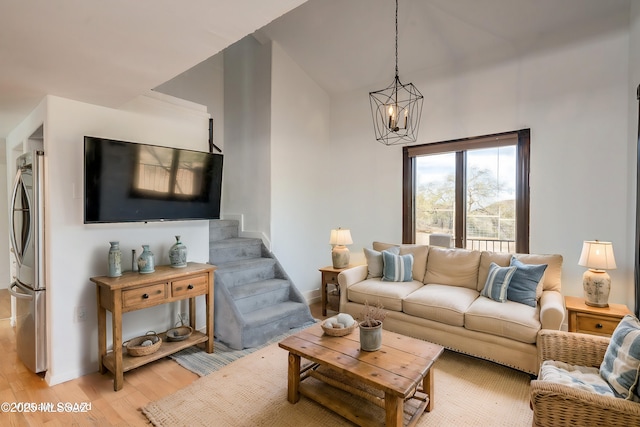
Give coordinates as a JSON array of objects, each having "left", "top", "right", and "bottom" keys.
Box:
[{"left": 137, "top": 245, "right": 155, "bottom": 274}]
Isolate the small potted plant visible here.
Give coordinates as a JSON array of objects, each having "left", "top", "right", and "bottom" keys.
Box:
[{"left": 358, "top": 300, "right": 387, "bottom": 351}]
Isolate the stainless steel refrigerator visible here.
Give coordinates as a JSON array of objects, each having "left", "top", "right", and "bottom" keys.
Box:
[{"left": 8, "top": 151, "right": 46, "bottom": 373}]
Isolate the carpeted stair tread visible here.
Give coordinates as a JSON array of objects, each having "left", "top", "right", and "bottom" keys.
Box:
[
  {"left": 242, "top": 300, "right": 308, "bottom": 325},
  {"left": 209, "top": 237, "right": 261, "bottom": 249},
  {"left": 214, "top": 257, "right": 276, "bottom": 271},
  {"left": 229, "top": 278, "right": 290, "bottom": 299}
]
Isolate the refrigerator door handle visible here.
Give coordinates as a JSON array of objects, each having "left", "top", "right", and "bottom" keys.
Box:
[{"left": 8, "top": 282, "right": 33, "bottom": 301}]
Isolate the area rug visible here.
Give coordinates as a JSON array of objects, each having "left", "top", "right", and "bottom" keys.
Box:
[
  {"left": 169, "top": 321, "right": 317, "bottom": 376},
  {"left": 143, "top": 343, "right": 533, "bottom": 426}
]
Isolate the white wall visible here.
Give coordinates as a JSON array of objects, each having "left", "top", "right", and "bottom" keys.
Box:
[
  {"left": 325, "top": 15, "right": 633, "bottom": 309},
  {"left": 270, "top": 42, "right": 333, "bottom": 298},
  {"left": 628, "top": 0, "right": 640, "bottom": 316},
  {"left": 223, "top": 36, "right": 273, "bottom": 240},
  {"left": 6, "top": 94, "right": 211, "bottom": 385},
  {"left": 154, "top": 54, "right": 225, "bottom": 153},
  {"left": 152, "top": 8, "right": 640, "bottom": 314}
]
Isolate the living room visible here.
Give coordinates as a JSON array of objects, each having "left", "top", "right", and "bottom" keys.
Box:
[{"left": 1, "top": 0, "right": 639, "bottom": 425}]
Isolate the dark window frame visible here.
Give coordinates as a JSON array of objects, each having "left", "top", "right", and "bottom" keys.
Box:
[{"left": 402, "top": 129, "right": 530, "bottom": 253}]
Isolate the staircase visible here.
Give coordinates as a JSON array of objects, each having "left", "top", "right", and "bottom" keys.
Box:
[{"left": 209, "top": 219, "right": 314, "bottom": 350}]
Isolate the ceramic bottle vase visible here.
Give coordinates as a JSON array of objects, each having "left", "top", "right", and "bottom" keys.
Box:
[
  {"left": 137, "top": 245, "right": 155, "bottom": 274},
  {"left": 107, "top": 241, "right": 122, "bottom": 277},
  {"left": 169, "top": 236, "right": 188, "bottom": 268}
]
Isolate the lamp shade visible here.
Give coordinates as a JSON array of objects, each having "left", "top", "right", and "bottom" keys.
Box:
[
  {"left": 329, "top": 228, "right": 353, "bottom": 246},
  {"left": 578, "top": 240, "right": 617, "bottom": 270}
]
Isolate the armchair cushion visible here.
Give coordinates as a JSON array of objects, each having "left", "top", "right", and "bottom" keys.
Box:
[
  {"left": 600, "top": 314, "right": 640, "bottom": 402},
  {"left": 539, "top": 360, "right": 615, "bottom": 397}
]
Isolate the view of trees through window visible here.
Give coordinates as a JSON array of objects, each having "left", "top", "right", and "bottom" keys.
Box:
[{"left": 415, "top": 146, "right": 516, "bottom": 252}]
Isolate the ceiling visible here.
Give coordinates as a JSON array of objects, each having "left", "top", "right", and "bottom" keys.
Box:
[{"left": 0, "top": 0, "right": 632, "bottom": 140}]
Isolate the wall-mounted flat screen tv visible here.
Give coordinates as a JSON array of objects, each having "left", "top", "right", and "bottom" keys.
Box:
[{"left": 84, "top": 136, "right": 223, "bottom": 223}]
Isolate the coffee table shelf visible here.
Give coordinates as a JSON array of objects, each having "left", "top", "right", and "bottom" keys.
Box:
[{"left": 279, "top": 323, "right": 443, "bottom": 427}]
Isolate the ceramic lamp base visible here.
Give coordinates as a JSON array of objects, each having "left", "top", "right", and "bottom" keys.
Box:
[
  {"left": 332, "top": 245, "right": 350, "bottom": 269},
  {"left": 583, "top": 269, "right": 610, "bottom": 307}
]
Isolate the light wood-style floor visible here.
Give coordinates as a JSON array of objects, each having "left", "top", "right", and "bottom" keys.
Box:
[{"left": 0, "top": 302, "right": 328, "bottom": 426}]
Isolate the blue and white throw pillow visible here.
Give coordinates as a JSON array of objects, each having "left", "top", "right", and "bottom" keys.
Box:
[
  {"left": 381, "top": 250, "right": 413, "bottom": 282},
  {"left": 507, "top": 257, "right": 547, "bottom": 307},
  {"left": 600, "top": 315, "right": 640, "bottom": 402},
  {"left": 364, "top": 246, "right": 399, "bottom": 278},
  {"left": 480, "top": 262, "right": 517, "bottom": 302}
]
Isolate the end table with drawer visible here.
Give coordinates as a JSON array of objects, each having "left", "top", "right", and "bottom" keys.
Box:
[
  {"left": 565, "top": 295, "right": 632, "bottom": 337},
  {"left": 319, "top": 265, "right": 353, "bottom": 316}
]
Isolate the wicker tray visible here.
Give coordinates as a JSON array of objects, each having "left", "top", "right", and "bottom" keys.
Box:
[
  {"left": 125, "top": 332, "right": 162, "bottom": 357},
  {"left": 322, "top": 318, "right": 358, "bottom": 337},
  {"left": 166, "top": 325, "right": 193, "bottom": 342}
]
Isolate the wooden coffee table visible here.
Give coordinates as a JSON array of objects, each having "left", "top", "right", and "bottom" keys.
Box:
[{"left": 279, "top": 323, "right": 444, "bottom": 427}]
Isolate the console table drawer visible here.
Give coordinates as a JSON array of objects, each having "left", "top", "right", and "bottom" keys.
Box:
[
  {"left": 172, "top": 275, "right": 208, "bottom": 297},
  {"left": 575, "top": 314, "right": 619, "bottom": 336},
  {"left": 122, "top": 283, "right": 167, "bottom": 309}
]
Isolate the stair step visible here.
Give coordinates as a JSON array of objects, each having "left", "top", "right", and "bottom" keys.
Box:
[
  {"left": 209, "top": 237, "right": 262, "bottom": 264},
  {"left": 232, "top": 300, "right": 314, "bottom": 349},
  {"left": 209, "top": 219, "right": 239, "bottom": 242},
  {"left": 214, "top": 258, "right": 278, "bottom": 288},
  {"left": 243, "top": 300, "right": 305, "bottom": 324},
  {"left": 230, "top": 279, "right": 291, "bottom": 314}
]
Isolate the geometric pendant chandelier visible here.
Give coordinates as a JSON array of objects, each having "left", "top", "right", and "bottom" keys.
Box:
[{"left": 369, "top": 0, "right": 424, "bottom": 146}]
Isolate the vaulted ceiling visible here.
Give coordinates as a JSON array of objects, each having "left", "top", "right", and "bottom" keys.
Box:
[{"left": 0, "top": 0, "right": 631, "bottom": 140}]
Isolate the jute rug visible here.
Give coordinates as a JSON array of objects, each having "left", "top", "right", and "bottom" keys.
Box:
[
  {"left": 143, "top": 343, "right": 533, "bottom": 426},
  {"left": 169, "top": 321, "right": 317, "bottom": 376}
]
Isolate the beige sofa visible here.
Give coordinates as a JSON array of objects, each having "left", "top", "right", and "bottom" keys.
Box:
[{"left": 338, "top": 242, "right": 565, "bottom": 374}]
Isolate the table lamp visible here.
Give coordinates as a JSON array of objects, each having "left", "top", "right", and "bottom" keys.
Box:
[
  {"left": 578, "top": 240, "right": 617, "bottom": 307},
  {"left": 330, "top": 228, "right": 353, "bottom": 269}
]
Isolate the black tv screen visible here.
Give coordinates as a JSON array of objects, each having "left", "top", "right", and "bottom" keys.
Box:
[{"left": 84, "top": 136, "right": 223, "bottom": 223}]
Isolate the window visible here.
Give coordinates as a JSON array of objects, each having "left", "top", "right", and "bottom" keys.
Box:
[{"left": 402, "top": 129, "right": 530, "bottom": 253}]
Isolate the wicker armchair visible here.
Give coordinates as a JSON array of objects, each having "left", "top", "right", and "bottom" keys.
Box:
[{"left": 530, "top": 329, "right": 640, "bottom": 427}]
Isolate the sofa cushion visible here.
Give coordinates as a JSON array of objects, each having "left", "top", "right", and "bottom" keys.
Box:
[
  {"left": 480, "top": 262, "right": 517, "bottom": 302},
  {"left": 600, "top": 315, "right": 640, "bottom": 402},
  {"left": 364, "top": 246, "right": 399, "bottom": 278},
  {"left": 403, "top": 284, "right": 479, "bottom": 327},
  {"left": 372, "top": 241, "right": 399, "bottom": 252},
  {"left": 507, "top": 257, "right": 547, "bottom": 307},
  {"left": 465, "top": 296, "right": 540, "bottom": 344},
  {"left": 398, "top": 245, "right": 429, "bottom": 282},
  {"left": 424, "top": 247, "right": 481, "bottom": 289},
  {"left": 347, "top": 278, "right": 424, "bottom": 312},
  {"left": 382, "top": 251, "right": 414, "bottom": 282}
]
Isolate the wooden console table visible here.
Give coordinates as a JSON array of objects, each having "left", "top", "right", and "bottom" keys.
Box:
[{"left": 91, "top": 262, "right": 215, "bottom": 391}]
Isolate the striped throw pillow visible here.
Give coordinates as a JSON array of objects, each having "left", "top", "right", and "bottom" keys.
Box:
[
  {"left": 381, "top": 250, "right": 413, "bottom": 282},
  {"left": 600, "top": 315, "right": 640, "bottom": 402},
  {"left": 480, "top": 262, "right": 517, "bottom": 302}
]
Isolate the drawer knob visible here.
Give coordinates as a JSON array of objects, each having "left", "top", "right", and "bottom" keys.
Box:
[
  {"left": 142, "top": 293, "right": 149, "bottom": 299},
  {"left": 596, "top": 323, "right": 603, "bottom": 329},
  {"left": 188, "top": 284, "right": 194, "bottom": 290}
]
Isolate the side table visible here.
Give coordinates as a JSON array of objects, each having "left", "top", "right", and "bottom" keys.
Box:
[
  {"left": 565, "top": 295, "right": 631, "bottom": 337},
  {"left": 319, "top": 266, "right": 351, "bottom": 316}
]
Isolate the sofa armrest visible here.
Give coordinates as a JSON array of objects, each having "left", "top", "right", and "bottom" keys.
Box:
[
  {"left": 539, "top": 290, "right": 565, "bottom": 330},
  {"left": 337, "top": 265, "right": 368, "bottom": 310}
]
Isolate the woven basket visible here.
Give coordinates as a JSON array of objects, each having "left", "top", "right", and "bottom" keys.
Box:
[
  {"left": 125, "top": 332, "right": 162, "bottom": 356},
  {"left": 321, "top": 319, "right": 357, "bottom": 337},
  {"left": 166, "top": 325, "right": 193, "bottom": 342}
]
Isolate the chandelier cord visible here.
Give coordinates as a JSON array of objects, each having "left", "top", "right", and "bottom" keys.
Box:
[{"left": 395, "top": 0, "right": 399, "bottom": 79}]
